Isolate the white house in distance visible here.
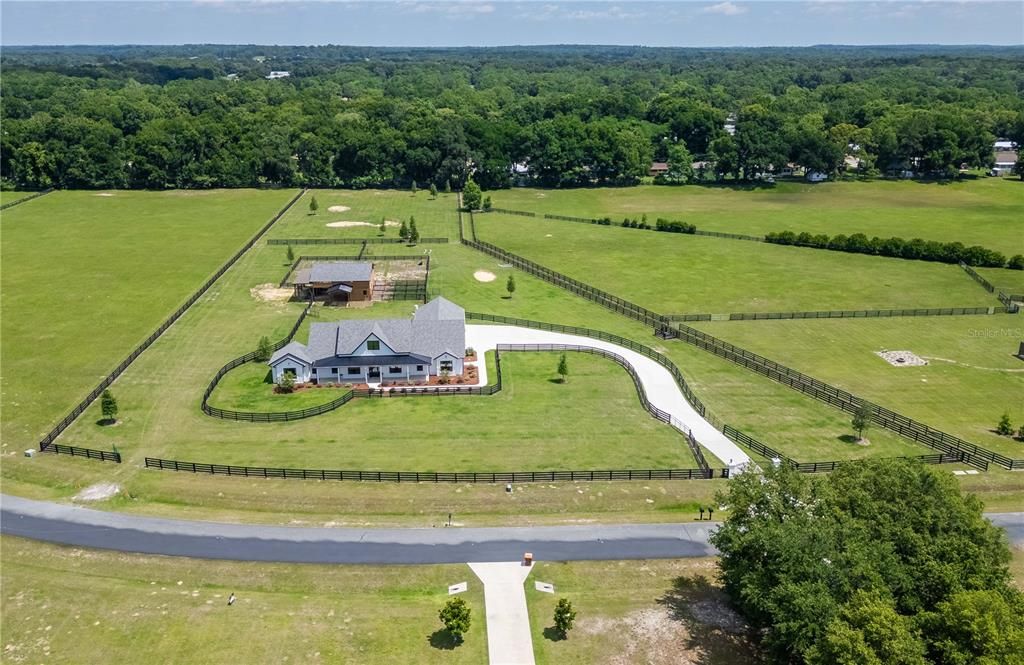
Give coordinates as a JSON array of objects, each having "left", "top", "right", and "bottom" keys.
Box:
[
  {"left": 266, "top": 71, "right": 291, "bottom": 79},
  {"left": 269, "top": 297, "right": 466, "bottom": 385}
]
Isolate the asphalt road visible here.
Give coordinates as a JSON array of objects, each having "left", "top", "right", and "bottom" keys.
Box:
[{"left": 2, "top": 495, "right": 1020, "bottom": 565}]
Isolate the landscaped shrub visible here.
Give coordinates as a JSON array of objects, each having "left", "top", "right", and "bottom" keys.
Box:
[
  {"left": 1008, "top": 254, "right": 1024, "bottom": 270},
  {"left": 655, "top": 218, "right": 696, "bottom": 234},
  {"left": 765, "top": 230, "right": 1010, "bottom": 267}
]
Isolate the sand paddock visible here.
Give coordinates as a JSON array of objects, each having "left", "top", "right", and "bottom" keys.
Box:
[
  {"left": 474, "top": 270, "right": 497, "bottom": 282},
  {"left": 327, "top": 205, "right": 350, "bottom": 213}
]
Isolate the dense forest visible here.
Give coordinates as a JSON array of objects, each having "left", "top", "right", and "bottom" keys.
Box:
[{"left": 1, "top": 45, "right": 1023, "bottom": 190}]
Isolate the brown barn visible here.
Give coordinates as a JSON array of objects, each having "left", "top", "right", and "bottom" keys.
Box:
[
  {"left": 649, "top": 161, "right": 670, "bottom": 177},
  {"left": 292, "top": 261, "right": 374, "bottom": 302}
]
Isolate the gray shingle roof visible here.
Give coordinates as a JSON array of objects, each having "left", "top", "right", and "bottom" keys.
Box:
[
  {"left": 269, "top": 341, "right": 313, "bottom": 365},
  {"left": 299, "top": 297, "right": 465, "bottom": 365},
  {"left": 307, "top": 261, "right": 373, "bottom": 283}
]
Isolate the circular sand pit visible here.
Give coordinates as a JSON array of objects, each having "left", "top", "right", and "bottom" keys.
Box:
[
  {"left": 327, "top": 205, "right": 350, "bottom": 213},
  {"left": 474, "top": 270, "right": 497, "bottom": 282},
  {"left": 325, "top": 220, "right": 399, "bottom": 229}
]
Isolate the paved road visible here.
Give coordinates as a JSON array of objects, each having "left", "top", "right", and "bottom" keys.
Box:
[{"left": 3, "top": 496, "right": 1020, "bottom": 565}]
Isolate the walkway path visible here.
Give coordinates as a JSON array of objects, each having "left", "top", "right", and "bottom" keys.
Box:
[
  {"left": 466, "top": 324, "right": 750, "bottom": 469},
  {"left": 469, "top": 562, "right": 536, "bottom": 665},
  {"left": 3, "top": 495, "right": 1019, "bottom": 564}
]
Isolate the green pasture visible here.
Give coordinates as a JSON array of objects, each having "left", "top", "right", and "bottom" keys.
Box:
[
  {"left": 0, "top": 188, "right": 298, "bottom": 450},
  {"left": 692, "top": 316, "right": 1024, "bottom": 458},
  {"left": 490, "top": 179, "right": 1024, "bottom": 255},
  {"left": 0, "top": 190, "right": 41, "bottom": 206},
  {"left": 0, "top": 536, "right": 487, "bottom": 665},
  {"left": 269, "top": 188, "right": 459, "bottom": 239},
  {"left": 201, "top": 350, "right": 695, "bottom": 472},
  {"left": 474, "top": 212, "right": 996, "bottom": 313},
  {"left": 979, "top": 267, "right": 1024, "bottom": 293}
]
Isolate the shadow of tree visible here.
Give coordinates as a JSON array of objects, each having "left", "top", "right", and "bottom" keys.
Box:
[
  {"left": 542, "top": 626, "right": 566, "bottom": 642},
  {"left": 837, "top": 434, "right": 859, "bottom": 444},
  {"left": 427, "top": 629, "right": 461, "bottom": 650},
  {"left": 656, "top": 574, "right": 762, "bottom": 664}
]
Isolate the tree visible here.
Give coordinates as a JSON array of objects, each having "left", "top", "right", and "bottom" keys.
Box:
[
  {"left": 429, "top": 182, "right": 438, "bottom": 198},
  {"left": 852, "top": 402, "right": 873, "bottom": 441},
  {"left": 655, "top": 140, "right": 695, "bottom": 185},
  {"left": 1018, "top": 424, "right": 1024, "bottom": 441},
  {"left": 710, "top": 459, "right": 1012, "bottom": 662},
  {"left": 553, "top": 598, "right": 577, "bottom": 638},
  {"left": 100, "top": 389, "right": 118, "bottom": 423},
  {"left": 996, "top": 412, "right": 1014, "bottom": 436},
  {"left": 286, "top": 244, "right": 295, "bottom": 263},
  {"left": 557, "top": 353, "right": 569, "bottom": 383},
  {"left": 408, "top": 219, "right": 419, "bottom": 244},
  {"left": 1008, "top": 254, "right": 1024, "bottom": 270},
  {"left": 410, "top": 179, "right": 418, "bottom": 195},
  {"left": 399, "top": 220, "right": 409, "bottom": 240},
  {"left": 919, "top": 589, "right": 1024, "bottom": 664},
  {"left": 482, "top": 195, "right": 492, "bottom": 211},
  {"left": 277, "top": 372, "right": 296, "bottom": 393},
  {"left": 308, "top": 195, "right": 319, "bottom": 215},
  {"left": 806, "top": 593, "right": 926, "bottom": 665},
  {"left": 506, "top": 274, "right": 516, "bottom": 298},
  {"left": 462, "top": 179, "right": 482, "bottom": 210},
  {"left": 255, "top": 335, "right": 273, "bottom": 362},
  {"left": 438, "top": 597, "right": 472, "bottom": 643}
]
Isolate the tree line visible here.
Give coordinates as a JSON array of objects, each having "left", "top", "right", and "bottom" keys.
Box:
[
  {"left": 1, "top": 45, "right": 1022, "bottom": 190},
  {"left": 765, "top": 230, "right": 1023, "bottom": 269}
]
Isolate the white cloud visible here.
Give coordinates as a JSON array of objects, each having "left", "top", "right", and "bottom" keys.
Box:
[
  {"left": 404, "top": 1, "right": 496, "bottom": 15},
  {"left": 702, "top": 2, "right": 746, "bottom": 16}
]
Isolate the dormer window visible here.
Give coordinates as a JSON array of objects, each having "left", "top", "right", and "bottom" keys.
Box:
[{"left": 367, "top": 340, "right": 380, "bottom": 351}]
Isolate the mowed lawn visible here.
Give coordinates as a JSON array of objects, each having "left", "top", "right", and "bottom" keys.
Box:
[
  {"left": 0, "top": 190, "right": 42, "bottom": 206},
  {"left": 693, "top": 316, "right": 1024, "bottom": 458},
  {"left": 269, "top": 188, "right": 459, "bottom": 239},
  {"left": 474, "top": 212, "right": 995, "bottom": 313},
  {"left": 0, "top": 189, "right": 298, "bottom": 449},
  {"left": 491, "top": 178, "right": 1024, "bottom": 255},
  {"left": 0, "top": 536, "right": 486, "bottom": 665}
]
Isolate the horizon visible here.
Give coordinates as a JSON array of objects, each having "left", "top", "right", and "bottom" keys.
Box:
[{"left": 2, "top": 1, "right": 1022, "bottom": 48}]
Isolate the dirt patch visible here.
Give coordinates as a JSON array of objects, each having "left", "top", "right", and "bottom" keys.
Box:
[
  {"left": 94, "top": 192, "right": 115, "bottom": 197},
  {"left": 74, "top": 482, "right": 121, "bottom": 502},
  {"left": 474, "top": 270, "right": 497, "bottom": 282},
  {"left": 327, "top": 205, "right": 351, "bottom": 213},
  {"left": 875, "top": 349, "right": 928, "bottom": 367},
  {"left": 250, "top": 283, "right": 292, "bottom": 303},
  {"left": 325, "top": 220, "right": 399, "bottom": 228},
  {"left": 580, "top": 608, "right": 697, "bottom": 665}
]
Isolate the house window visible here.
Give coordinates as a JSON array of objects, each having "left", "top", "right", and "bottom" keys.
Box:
[
  {"left": 347, "top": 367, "right": 361, "bottom": 375},
  {"left": 283, "top": 368, "right": 296, "bottom": 377},
  {"left": 440, "top": 360, "right": 453, "bottom": 372},
  {"left": 416, "top": 365, "right": 424, "bottom": 372},
  {"left": 389, "top": 366, "right": 402, "bottom": 374},
  {"left": 331, "top": 368, "right": 339, "bottom": 374},
  {"left": 367, "top": 340, "right": 380, "bottom": 351}
]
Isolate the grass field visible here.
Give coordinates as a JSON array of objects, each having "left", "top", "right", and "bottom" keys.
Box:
[
  {"left": 0, "top": 190, "right": 42, "bottom": 206},
  {"left": 0, "top": 189, "right": 298, "bottom": 450},
  {"left": 490, "top": 179, "right": 1024, "bottom": 255},
  {"left": 269, "top": 188, "right": 459, "bottom": 239},
  {"left": 474, "top": 212, "right": 996, "bottom": 313},
  {"left": 979, "top": 267, "right": 1024, "bottom": 293},
  {"left": 692, "top": 316, "right": 1024, "bottom": 458},
  {"left": 200, "top": 350, "right": 697, "bottom": 471},
  {"left": 0, "top": 536, "right": 487, "bottom": 665}
]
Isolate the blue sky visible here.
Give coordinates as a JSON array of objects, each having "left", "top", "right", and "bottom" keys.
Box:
[{"left": 2, "top": 1, "right": 1022, "bottom": 47}]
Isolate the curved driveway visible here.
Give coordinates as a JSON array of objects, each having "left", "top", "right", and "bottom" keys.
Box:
[
  {"left": 466, "top": 324, "right": 751, "bottom": 468},
  {"left": 2, "top": 496, "right": 1021, "bottom": 565}
]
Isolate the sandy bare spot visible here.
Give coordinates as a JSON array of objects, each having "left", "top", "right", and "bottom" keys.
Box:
[
  {"left": 94, "top": 192, "right": 115, "bottom": 197},
  {"left": 474, "top": 270, "right": 497, "bottom": 282},
  {"left": 327, "top": 205, "right": 350, "bottom": 213},
  {"left": 875, "top": 350, "right": 927, "bottom": 367},
  {"left": 74, "top": 482, "right": 120, "bottom": 502},
  {"left": 545, "top": 233, "right": 553, "bottom": 237},
  {"left": 251, "top": 283, "right": 293, "bottom": 303},
  {"left": 325, "top": 220, "right": 399, "bottom": 229}
]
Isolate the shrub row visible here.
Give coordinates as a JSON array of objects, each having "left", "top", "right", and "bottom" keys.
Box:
[
  {"left": 591, "top": 216, "right": 697, "bottom": 234},
  {"left": 765, "top": 230, "right": 1021, "bottom": 269}
]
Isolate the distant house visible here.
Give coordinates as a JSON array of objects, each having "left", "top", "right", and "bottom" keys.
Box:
[
  {"left": 268, "top": 297, "right": 466, "bottom": 385},
  {"left": 291, "top": 261, "right": 374, "bottom": 303},
  {"left": 266, "top": 71, "right": 291, "bottom": 79},
  {"left": 649, "top": 162, "right": 670, "bottom": 177},
  {"left": 992, "top": 141, "right": 1018, "bottom": 176},
  {"left": 806, "top": 171, "right": 828, "bottom": 183}
]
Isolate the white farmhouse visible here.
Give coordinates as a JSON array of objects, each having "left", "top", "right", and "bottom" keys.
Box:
[{"left": 269, "top": 297, "right": 466, "bottom": 385}]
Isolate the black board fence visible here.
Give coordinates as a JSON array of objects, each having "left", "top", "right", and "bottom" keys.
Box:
[
  {"left": 672, "top": 322, "right": 1008, "bottom": 470},
  {"left": 144, "top": 458, "right": 715, "bottom": 483},
  {"left": 726, "top": 306, "right": 1006, "bottom": 321},
  {"left": 45, "top": 443, "right": 122, "bottom": 463},
  {"left": 0, "top": 188, "right": 53, "bottom": 211},
  {"left": 958, "top": 261, "right": 996, "bottom": 293},
  {"left": 485, "top": 207, "right": 764, "bottom": 241},
  {"left": 267, "top": 237, "right": 447, "bottom": 246},
  {"left": 37, "top": 188, "right": 308, "bottom": 460}
]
